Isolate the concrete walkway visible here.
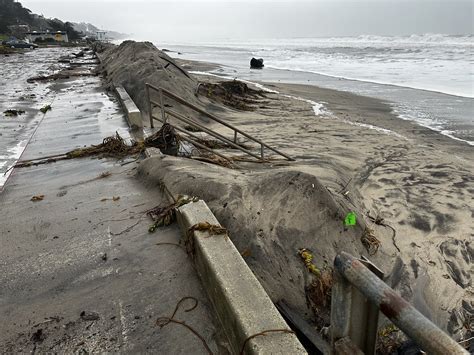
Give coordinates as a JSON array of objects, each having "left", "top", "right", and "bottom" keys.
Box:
[{"left": 0, "top": 51, "right": 221, "bottom": 353}]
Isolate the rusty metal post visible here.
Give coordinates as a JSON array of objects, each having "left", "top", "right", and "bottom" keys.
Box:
[
  {"left": 146, "top": 84, "right": 153, "bottom": 128},
  {"left": 333, "top": 252, "right": 468, "bottom": 355},
  {"left": 159, "top": 88, "right": 166, "bottom": 123},
  {"left": 331, "top": 267, "right": 353, "bottom": 343}
]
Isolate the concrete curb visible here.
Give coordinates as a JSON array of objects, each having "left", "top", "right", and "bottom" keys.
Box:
[
  {"left": 115, "top": 86, "right": 143, "bottom": 130},
  {"left": 144, "top": 148, "right": 306, "bottom": 355},
  {"left": 94, "top": 51, "right": 142, "bottom": 130}
]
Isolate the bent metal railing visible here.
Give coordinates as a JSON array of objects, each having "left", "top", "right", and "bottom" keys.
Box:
[
  {"left": 331, "top": 252, "right": 467, "bottom": 355},
  {"left": 145, "top": 83, "right": 294, "bottom": 161}
]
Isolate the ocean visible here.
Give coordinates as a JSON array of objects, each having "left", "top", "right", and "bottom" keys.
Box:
[{"left": 161, "top": 34, "right": 474, "bottom": 145}]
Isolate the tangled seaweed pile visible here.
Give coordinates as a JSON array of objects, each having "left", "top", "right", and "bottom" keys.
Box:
[
  {"left": 67, "top": 132, "right": 142, "bottom": 159},
  {"left": 197, "top": 80, "right": 268, "bottom": 111},
  {"left": 10, "top": 123, "right": 233, "bottom": 173},
  {"left": 3, "top": 109, "right": 25, "bottom": 117}
]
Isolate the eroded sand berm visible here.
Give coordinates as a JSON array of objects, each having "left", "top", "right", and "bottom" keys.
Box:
[
  {"left": 93, "top": 40, "right": 220, "bottom": 121},
  {"left": 94, "top": 41, "right": 472, "bottom": 347}
]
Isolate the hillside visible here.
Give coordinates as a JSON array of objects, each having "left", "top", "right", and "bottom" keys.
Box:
[
  {"left": 72, "top": 22, "right": 126, "bottom": 40},
  {"left": 0, "top": 0, "right": 124, "bottom": 40}
]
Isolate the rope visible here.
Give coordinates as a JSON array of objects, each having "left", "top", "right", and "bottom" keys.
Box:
[{"left": 156, "top": 297, "right": 213, "bottom": 355}]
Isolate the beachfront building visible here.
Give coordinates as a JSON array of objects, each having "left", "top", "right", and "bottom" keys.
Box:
[
  {"left": 26, "top": 31, "right": 69, "bottom": 43},
  {"left": 96, "top": 31, "right": 107, "bottom": 41}
]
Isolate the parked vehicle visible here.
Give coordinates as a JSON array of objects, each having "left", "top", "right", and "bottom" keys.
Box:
[{"left": 3, "top": 40, "right": 38, "bottom": 49}]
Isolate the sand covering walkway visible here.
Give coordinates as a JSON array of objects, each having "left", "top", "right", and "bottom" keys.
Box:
[{"left": 95, "top": 41, "right": 473, "bottom": 350}]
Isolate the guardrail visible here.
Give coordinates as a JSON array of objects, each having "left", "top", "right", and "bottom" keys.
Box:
[
  {"left": 145, "top": 83, "right": 294, "bottom": 161},
  {"left": 331, "top": 252, "right": 467, "bottom": 355}
]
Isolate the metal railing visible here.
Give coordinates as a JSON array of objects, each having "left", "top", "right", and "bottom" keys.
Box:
[
  {"left": 331, "top": 252, "right": 467, "bottom": 355},
  {"left": 145, "top": 83, "right": 294, "bottom": 161}
]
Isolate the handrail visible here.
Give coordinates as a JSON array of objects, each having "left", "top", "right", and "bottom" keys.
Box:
[
  {"left": 150, "top": 101, "right": 263, "bottom": 160},
  {"left": 145, "top": 83, "right": 294, "bottom": 161},
  {"left": 332, "top": 252, "right": 468, "bottom": 355}
]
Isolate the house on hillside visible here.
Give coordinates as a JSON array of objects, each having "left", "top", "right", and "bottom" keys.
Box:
[
  {"left": 96, "top": 31, "right": 107, "bottom": 41},
  {"left": 27, "top": 30, "right": 69, "bottom": 43}
]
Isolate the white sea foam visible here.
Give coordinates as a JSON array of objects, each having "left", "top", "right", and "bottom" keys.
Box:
[
  {"left": 179, "top": 34, "right": 474, "bottom": 98},
  {"left": 339, "top": 119, "right": 406, "bottom": 140}
]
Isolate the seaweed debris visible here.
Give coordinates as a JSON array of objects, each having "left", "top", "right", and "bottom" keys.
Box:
[
  {"left": 361, "top": 227, "right": 381, "bottom": 255},
  {"left": 39, "top": 105, "right": 52, "bottom": 114},
  {"left": 67, "top": 132, "right": 142, "bottom": 159},
  {"left": 27, "top": 71, "right": 96, "bottom": 83},
  {"left": 197, "top": 79, "right": 267, "bottom": 111},
  {"left": 147, "top": 195, "right": 199, "bottom": 232},
  {"left": 3, "top": 109, "right": 25, "bottom": 117}
]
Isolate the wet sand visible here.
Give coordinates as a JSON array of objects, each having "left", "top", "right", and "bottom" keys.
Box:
[
  {"left": 145, "top": 64, "right": 473, "bottom": 341},
  {"left": 2, "top": 42, "right": 471, "bottom": 351}
]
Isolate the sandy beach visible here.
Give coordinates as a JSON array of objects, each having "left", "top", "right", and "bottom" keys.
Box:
[
  {"left": 149, "top": 53, "right": 473, "bottom": 342},
  {"left": 1, "top": 41, "right": 472, "bottom": 352}
]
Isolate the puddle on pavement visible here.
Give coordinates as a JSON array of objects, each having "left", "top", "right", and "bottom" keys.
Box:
[{"left": 0, "top": 48, "right": 130, "bottom": 190}]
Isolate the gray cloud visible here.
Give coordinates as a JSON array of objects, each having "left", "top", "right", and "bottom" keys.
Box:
[{"left": 20, "top": 1, "right": 473, "bottom": 42}]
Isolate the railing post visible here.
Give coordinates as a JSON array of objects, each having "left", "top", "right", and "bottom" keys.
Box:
[
  {"left": 332, "top": 252, "right": 468, "bottom": 355},
  {"left": 159, "top": 88, "right": 166, "bottom": 123},
  {"left": 146, "top": 84, "right": 153, "bottom": 128},
  {"left": 261, "top": 144, "right": 264, "bottom": 159},
  {"left": 234, "top": 130, "right": 237, "bottom": 143}
]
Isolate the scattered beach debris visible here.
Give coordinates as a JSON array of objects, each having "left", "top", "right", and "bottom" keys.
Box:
[
  {"left": 191, "top": 154, "right": 235, "bottom": 169},
  {"left": 184, "top": 125, "right": 202, "bottom": 132},
  {"left": 337, "top": 177, "right": 352, "bottom": 196},
  {"left": 98, "top": 171, "right": 111, "bottom": 179},
  {"left": 306, "top": 268, "right": 333, "bottom": 328},
  {"left": 3, "top": 109, "right": 25, "bottom": 117},
  {"left": 30, "top": 329, "right": 46, "bottom": 343},
  {"left": 197, "top": 79, "right": 267, "bottom": 111},
  {"left": 297, "top": 248, "right": 333, "bottom": 327},
  {"left": 27, "top": 71, "right": 96, "bottom": 83},
  {"left": 298, "top": 248, "right": 321, "bottom": 276},
  {"left": 240, "top": 248, "right": 252, "bottom": 258},
  {"left": 39, "top": 105, "right": 51, "bottom": 114},
  {"left": 367, "top": 212, "right": 399, "bottom": 252},
  {"left": 156, "top": 297, "right": 212, "bottom": 354},
  {"left": 112, "top": 196, "right": 120, "bottom": 201},
  {"left": 185, "top": 222, "right": 228, "bottom": 256},
  {"left": 377, "top": 324, "right": 405, "bottom": 353},
  {"left": 344, "top": 211, "right": 357, "bottom": 226},
  {"left": 30, "top": 194, "right": 44, "bottom": 202},
  {"left": 361, "top": 227, "right": 381, "bottom": 255},
  {"left": 147, "top": 195, "right": 199, "bottom": 233},
  {"left": 250, "top": 57, "right": 264, "bottom": 69},
  {"left": 187, "top": 222, "right": 227, "bottom": 236},
  {"left": 8, "top": 123, "right": 237, "bottom": 174},
  {"left": 80, "top": 311, "right": 100, "bottom": 321},
  {"left": 146, "top": 123, "right": 179, "bottom": 156}
]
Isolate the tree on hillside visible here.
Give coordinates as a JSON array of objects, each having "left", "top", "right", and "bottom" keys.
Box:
[
  {"left": 65, "top": 22, "right": 82, "bottom": 40},
  {"left": 0, "top": 0, "right": 33, "bottom": 33}
]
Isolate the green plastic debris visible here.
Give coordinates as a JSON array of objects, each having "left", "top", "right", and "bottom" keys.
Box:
[{"left": 344, "top": 212, "right": 357, "bottom": 226}]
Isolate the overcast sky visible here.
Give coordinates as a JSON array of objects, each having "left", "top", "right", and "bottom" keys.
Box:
[{"left": 20, "top": 0, "right": 473, "bottom": 42}]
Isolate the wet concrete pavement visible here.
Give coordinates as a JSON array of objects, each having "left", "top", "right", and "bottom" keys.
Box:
[
  {"left": 0, "top": 47, "right": 73, "bottom": 188},
  {"left": 0, "top": 49, "right": 221, "bottom": 353}
]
